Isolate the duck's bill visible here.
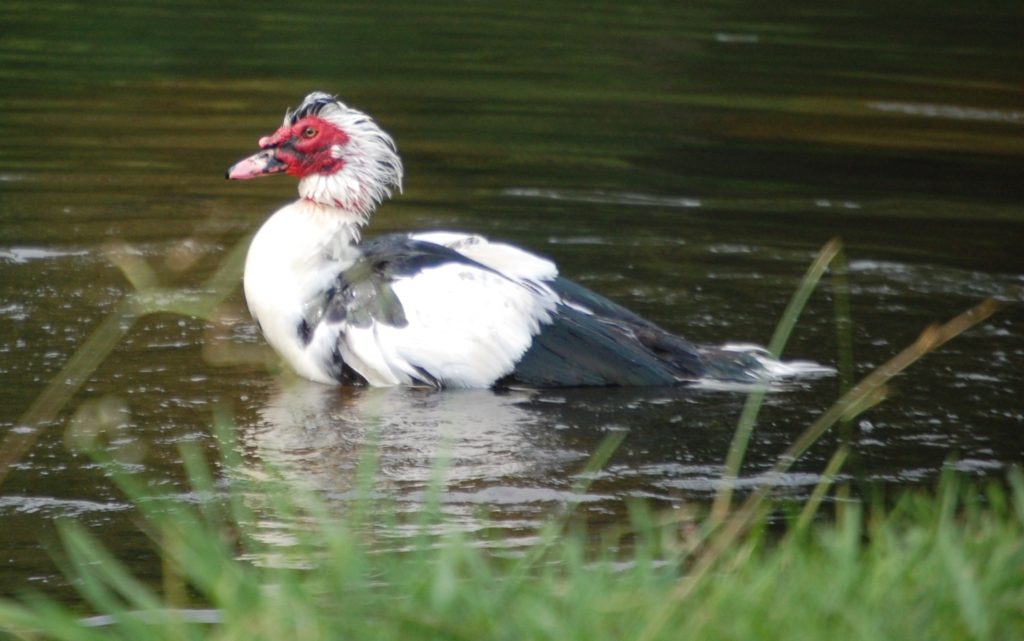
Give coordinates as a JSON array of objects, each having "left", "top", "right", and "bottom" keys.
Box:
[{"left": 226, "top": 149, "right": 288, "bottom": 180}]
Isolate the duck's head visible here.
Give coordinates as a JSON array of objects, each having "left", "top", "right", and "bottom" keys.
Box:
[{"left": 228, "top": 91, "right": 403, "bottom": 220}]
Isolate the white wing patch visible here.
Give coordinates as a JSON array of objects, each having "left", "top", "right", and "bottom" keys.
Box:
[
  {"left": 340, "top": 259, "right": 558, "bottom": 388},
  {"left": 410, "top": 231, "right": 559, "bottom": 282}
]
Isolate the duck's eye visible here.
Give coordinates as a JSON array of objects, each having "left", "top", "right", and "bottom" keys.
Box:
[{"left": 302, "top": 127, "right": 317, "bottom": 138}]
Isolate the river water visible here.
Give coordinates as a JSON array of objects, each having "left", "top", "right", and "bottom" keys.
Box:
[{"left": 1, "top": 0, "right": 1022, "bottom": 598}]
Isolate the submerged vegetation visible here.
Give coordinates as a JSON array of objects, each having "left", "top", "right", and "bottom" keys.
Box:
[{"left": 0, "top": 238, "right": 1015, "bottom": 640}]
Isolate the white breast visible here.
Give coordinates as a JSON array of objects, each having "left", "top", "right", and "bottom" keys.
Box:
[{"left": 243, "top": 201, "right": 361, "bottom": 384}]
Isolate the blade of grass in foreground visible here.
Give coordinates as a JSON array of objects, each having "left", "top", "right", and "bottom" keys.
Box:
[
  {"left": 1, "top": 428, "right": 1022, "bottom": 640},
  {"left": 637, "top": 296, "right": 1002, "bottom": 641},
  {"left": 0, "top": 235, "right": 251, "bottom": 490},
  {"left": 787, "top": 245, "right": 857, "bottom": 536},
  {"left": 711, "top": 237, "right": 843, "bottom": 524}
]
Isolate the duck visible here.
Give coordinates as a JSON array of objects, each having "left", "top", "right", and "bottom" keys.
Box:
[{"left": 227, "top": 91, "right": 815, "bottom": 389}]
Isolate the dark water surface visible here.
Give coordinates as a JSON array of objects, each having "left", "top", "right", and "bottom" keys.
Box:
[{"left": 2, "top": 1, "right": 1022, "bottom": 597}]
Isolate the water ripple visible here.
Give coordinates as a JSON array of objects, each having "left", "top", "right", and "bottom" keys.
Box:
[
  {"left": 867, "top": 101, "right": 1024, "bottom": 125},
  {"left": 503, "top": 188, "right": 702, "bottom": 208},
  {"left": 0, "top": 246, "right": 89, "bottom": 264},
  {"left": 0, "top": 495, "right": 131, "bottom": 517}
]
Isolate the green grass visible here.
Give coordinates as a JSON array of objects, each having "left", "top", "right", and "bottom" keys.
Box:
[
  {"left": 1, "top": 238, "right": 1014, "bottom": 640},
  {"left": 0, "top": 416, "right": 1022, "bottom": 641}
]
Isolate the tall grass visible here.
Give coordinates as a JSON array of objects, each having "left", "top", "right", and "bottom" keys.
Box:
[
  {"left": 0, "top": 415, "right": 1022, "bottom": 641},
  {"left": 0, "top": 237, "right": 1012, "bottom": 640}
]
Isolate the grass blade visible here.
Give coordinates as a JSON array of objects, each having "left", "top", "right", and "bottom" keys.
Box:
[
  {"left": 639, "top": 297, "right": 1001, "bottom": 641},
  {"left": 711, "top": 238, "right": 843, "bottom": 523}
]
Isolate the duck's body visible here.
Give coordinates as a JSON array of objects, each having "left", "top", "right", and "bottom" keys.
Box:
[{"left": 230, "top": 92, "right": 814, "bottom": 389}]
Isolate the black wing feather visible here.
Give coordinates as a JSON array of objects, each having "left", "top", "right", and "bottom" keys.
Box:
[{"left": 498, "top": 277, "right": 709, "bottom": 388}]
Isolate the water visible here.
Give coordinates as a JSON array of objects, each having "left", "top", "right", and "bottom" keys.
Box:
[{"left": 2, "top": 0, "right": 1022, "bottom": 599}]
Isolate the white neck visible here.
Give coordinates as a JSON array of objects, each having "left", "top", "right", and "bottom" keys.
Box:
[
  {"left": 266, "top": 199, "right": 364, "bottom": 259},
  {"left": 298, "top": 173, "right": 375, "bottom": 225},
  {"left": 294, "top": 191, "right": 370, "bottom": 241},
  {"left": 243, "top": 199, "right": 363, "bottom": 383}
]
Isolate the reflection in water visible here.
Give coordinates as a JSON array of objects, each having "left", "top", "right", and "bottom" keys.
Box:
[
  {"left": 243, "top": 380, "right": 603, "bottom": 544},
  {"left": 249, "top": 381, "right": 558, "bottom": 487},
  {"left": 241, "top": 376, "right": 847, "bottom": 542}
]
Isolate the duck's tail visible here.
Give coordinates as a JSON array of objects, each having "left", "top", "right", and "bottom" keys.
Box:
[{"left": 695, "top": 343, "right": 834, "bottom": 387}]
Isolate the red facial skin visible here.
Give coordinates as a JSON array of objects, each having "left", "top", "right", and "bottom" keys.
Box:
[
  {"left": 228, "top": 116, "right": 349, "bottom": 180},
  {"left": 261, "top": 116, "right": 350, "bottom": 177}
]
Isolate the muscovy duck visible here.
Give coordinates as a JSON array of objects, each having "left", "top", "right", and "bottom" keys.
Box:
[{"left": 228, "top": 92, "right": 816, "bottom": 388}]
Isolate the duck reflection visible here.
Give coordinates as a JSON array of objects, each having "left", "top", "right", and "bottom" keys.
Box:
[
  {"left": 238, "top": 376, "right": 837, "bottom": 535},
  {"left": 241, "top": 379, "right": 602, "bottom": 522}
]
